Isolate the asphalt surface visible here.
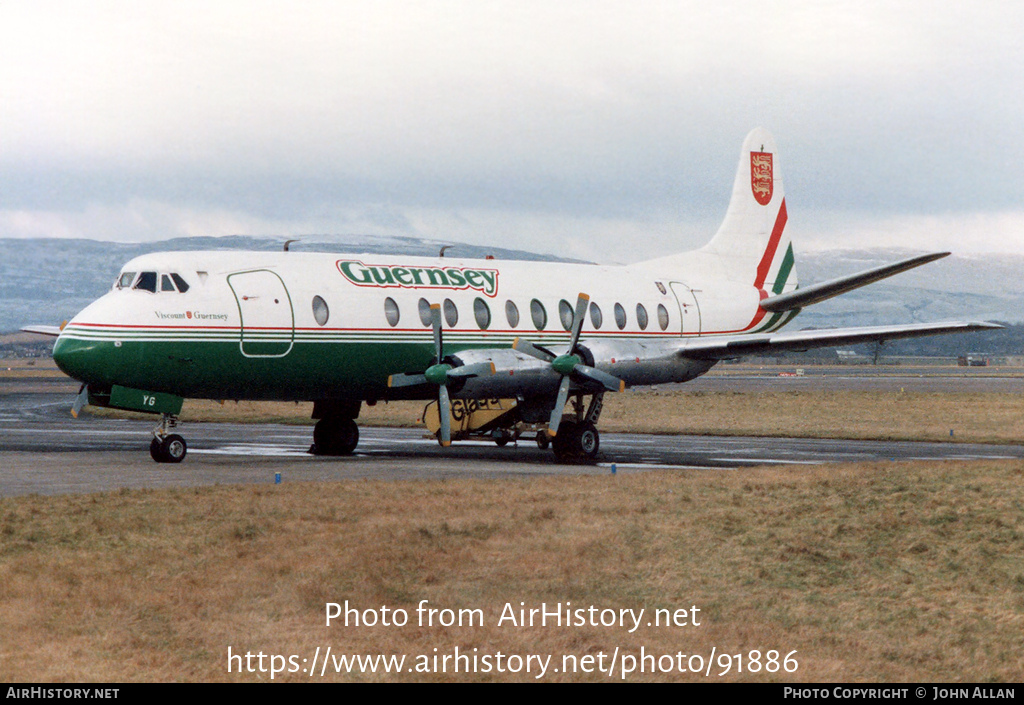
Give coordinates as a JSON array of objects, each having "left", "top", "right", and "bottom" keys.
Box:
[{"left": 2, "top": 392, "right": 1022, "bottom": 497}]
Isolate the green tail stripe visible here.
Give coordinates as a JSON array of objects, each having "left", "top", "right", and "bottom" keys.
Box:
[{"left": 772, "top": 243, "right": 795, "bottom": 295}]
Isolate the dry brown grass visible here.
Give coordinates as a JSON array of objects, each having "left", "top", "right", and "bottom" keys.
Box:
[
  {"left": 2, "top": 460, "right": 1022, "bottom": 682},
  {"left": 599, "top": 389, "right": 1024, "bottom": 444}
]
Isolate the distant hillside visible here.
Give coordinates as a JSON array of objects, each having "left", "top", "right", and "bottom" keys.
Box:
[{"left": 795, "top": 248, "right": 1024, "bottom": 328}]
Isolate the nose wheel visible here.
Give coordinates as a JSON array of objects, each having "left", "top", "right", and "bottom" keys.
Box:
[
  {"left": 150, "top": 434, "right": 187, "bottom": 463},
  {"left": 150, "top": 414, "right": 187, "bottom": 463}
]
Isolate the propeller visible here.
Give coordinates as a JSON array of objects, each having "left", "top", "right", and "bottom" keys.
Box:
[
  {"left": 387, "top": 303, "right": 494, "bottom": 446},
  {"left": 513, "top": 292, "right": 624, "bottom": 437},
  {"left": 71, "top": 384, "right": 89, "bottom": 418}
]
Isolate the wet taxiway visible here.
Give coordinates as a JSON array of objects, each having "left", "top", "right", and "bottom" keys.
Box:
[{"left": 2, "top": 393, "right": 1022, "bottom": 497}]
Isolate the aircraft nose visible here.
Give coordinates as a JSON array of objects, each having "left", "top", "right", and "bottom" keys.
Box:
[{"left": 52, "top": 334, "right": 109, "bottom": 385}]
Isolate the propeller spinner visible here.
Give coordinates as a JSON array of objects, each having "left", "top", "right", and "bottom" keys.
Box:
[{"left": 513, "top": 293, "right": 624, "bottom": 437}]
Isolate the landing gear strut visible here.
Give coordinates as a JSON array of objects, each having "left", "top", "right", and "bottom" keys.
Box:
[{"left": 150, "top": 413, "right": 187, "bottom": 463}]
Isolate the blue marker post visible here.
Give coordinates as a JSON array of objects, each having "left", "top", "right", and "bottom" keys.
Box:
[
  {"left": 611, "top": 463, "right": 617, "bottom": 475},
  {"left": 274, "top": 472, "right": 282, "bottom": 484}
]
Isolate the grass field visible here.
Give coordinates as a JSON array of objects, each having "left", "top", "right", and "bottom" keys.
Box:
[
  {"left": 1, "top": 460, "right": 1022, "bottom": 682},
  {"left": 3, "top": 361, "right": 1023, "bottom": 681}
]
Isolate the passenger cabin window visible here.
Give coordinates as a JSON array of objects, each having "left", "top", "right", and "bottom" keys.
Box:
[
  {"left": 443, "top": 298, "right": 458, "bottom": 327},
  {"left": 505, "top": 300, "right": 520, "bottom": 328},
  {"left": 590, "top": 302, "right": 603, "bottom": 329},
  {"left": 636, "top": 303, "right": 649, "bottom": 330},
  {"left": 530, "top": 299, "right": 547, "bottom": 330},
  {"left": 134, "top": 272, "right": 158, "bottom": 293},
  {"left": 312, "top": 296, "right": 330, "bottom": 326},
  {"left": 418, "top": 298, "right": 432, "bottom": 327},
  {"left": 614, "top": 303, "right": 626, "bottom": 330},
  {"left": 558, "top": 299, "right": 574, "bottom": 331},
  {"left": 657, "top": 304, "right": 670, "bottom": 331},
  {"left": 473, "top": 298, "right": 491, "bottom": 330},
  {"left": 384, "top": 297, "right": 400, "bottom": 327}
]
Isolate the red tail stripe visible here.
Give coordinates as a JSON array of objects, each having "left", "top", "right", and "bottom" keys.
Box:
[{"left": 754, "top": 199, "right": 787, "bottom": 288}]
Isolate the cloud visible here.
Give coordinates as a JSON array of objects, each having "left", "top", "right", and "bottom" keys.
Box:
[{"left": 0, "top": 1, "right": 1022, "bottom": 256}]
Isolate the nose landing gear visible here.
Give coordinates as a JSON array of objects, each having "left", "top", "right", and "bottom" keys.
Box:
[{"left": 150, "top": 414, "right": 187, "bottom": 463}]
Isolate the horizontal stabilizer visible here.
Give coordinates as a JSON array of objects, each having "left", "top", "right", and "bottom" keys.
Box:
[
  {"left": 760, "top": 252, "right": 949, "bottom": 312},
  {"left": 20, "top": 325, "right": 63, "bottom": 337},
  {"left": 675, "top": 320, "right": 1001, "bottom": 361}
]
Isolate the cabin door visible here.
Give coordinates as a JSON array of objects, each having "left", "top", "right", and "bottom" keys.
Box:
[
  {"left": 227, "top": 270, "right": 295, "bottom": 357},
  {"left": 669, "top": 282, "right": 701, "bottom": 335}
]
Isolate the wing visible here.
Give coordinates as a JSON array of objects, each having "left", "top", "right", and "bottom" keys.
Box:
[{"left": 672, "top": 320, "right": 1002, "bottom": 361}]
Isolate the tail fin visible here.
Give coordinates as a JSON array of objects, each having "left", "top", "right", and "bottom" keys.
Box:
[
  {"left": 701, "top": 128, "right": 796, "bottom": 295},
  {"left": 641, "top": 128, "right": 798, "bottom": 296}
]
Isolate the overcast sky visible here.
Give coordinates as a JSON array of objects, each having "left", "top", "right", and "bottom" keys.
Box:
[{"left": 1, "top": 1, "right": 1022, "bottom": 263}]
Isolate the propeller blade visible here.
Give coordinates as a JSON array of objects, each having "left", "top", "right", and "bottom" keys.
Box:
[
  {"left": 512, "top": 337, "right": 556, "bottom": 362},
  {"left": 446, "top": 362, "right": 496, "bottom": 380},
  {"left": 431, "top": 303, "right": 444, "bottom": 362},
  {"left": 438, "top": 383, "right": 452, "bottom": 447},
  {"left": 71, "top": 384, "right": 88, "bottom": 418},
  {"left": 547, "top": 376, "right": 571, "bottom": 437},
  {"left": 568, "top": 293, "right": 590, "bottom": 352},
  {"left": 573, "top": 365, "right": 626, "bottom": 393},
  {"left": 388, "top": 373, "right": 429, "bottom": 388}
]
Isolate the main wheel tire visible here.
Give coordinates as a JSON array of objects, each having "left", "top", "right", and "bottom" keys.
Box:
[
  {"left": 162, "top": 434, "right": 187, "bottom": 463},
  {"left": 551, "top": 421, "right": 579, "bottom": 463},
  {"left": 551, "top": 421, "right": 599, "bottom": 464},
  {"left": 536, "top": 431, "right": 550, "bottom": 449},
  {"left": 150, "top": 437, "right": 166, "bottom": 462},
  {"left": 313, "top": 416, "right": 359, "bottom": 456},
  {"left": 576, "top": 422, "right": 599, "bottom": 460}
]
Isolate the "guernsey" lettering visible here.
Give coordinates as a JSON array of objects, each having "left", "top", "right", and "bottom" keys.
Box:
[{"left": 337, "top": 260, "right": 499, "bottom": 297}]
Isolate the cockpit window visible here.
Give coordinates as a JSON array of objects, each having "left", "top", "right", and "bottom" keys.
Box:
[
  {"left": 170, "top": 273, "right": 190, "bottom": 292},
  {"left": 117, "top": 272, "right": 136, "bottom": 289},
  {"left": 160, "top": 274, "right": 176, "bottom": 292},
  {"left": 134, "top": 272, "right": 158, "bottom": 293}
]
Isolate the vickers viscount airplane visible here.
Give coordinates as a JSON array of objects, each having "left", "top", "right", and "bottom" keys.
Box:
[{"left": 25, "top": 128, "right": 999, "bottom": 463}]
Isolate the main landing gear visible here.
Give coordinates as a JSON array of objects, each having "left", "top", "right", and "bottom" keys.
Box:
[
  {"left": 312, "top": 416, "right": 359, "bottom": 456},
  {"left": 551, "top": 420, "right": 600, "bottom": 464},
  {"left": 309, "top": 400, "right": 361, "bottom": 456},
  {"left": 150, "top": 413, "right": 187, "bottom": 463},
  {"left": 549, "top": 392, "right": 604, "bottom": 465}
]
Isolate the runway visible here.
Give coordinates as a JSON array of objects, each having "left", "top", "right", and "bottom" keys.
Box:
[{"left": 3, "top": 393, "right": 1023, "bottom": 497}]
